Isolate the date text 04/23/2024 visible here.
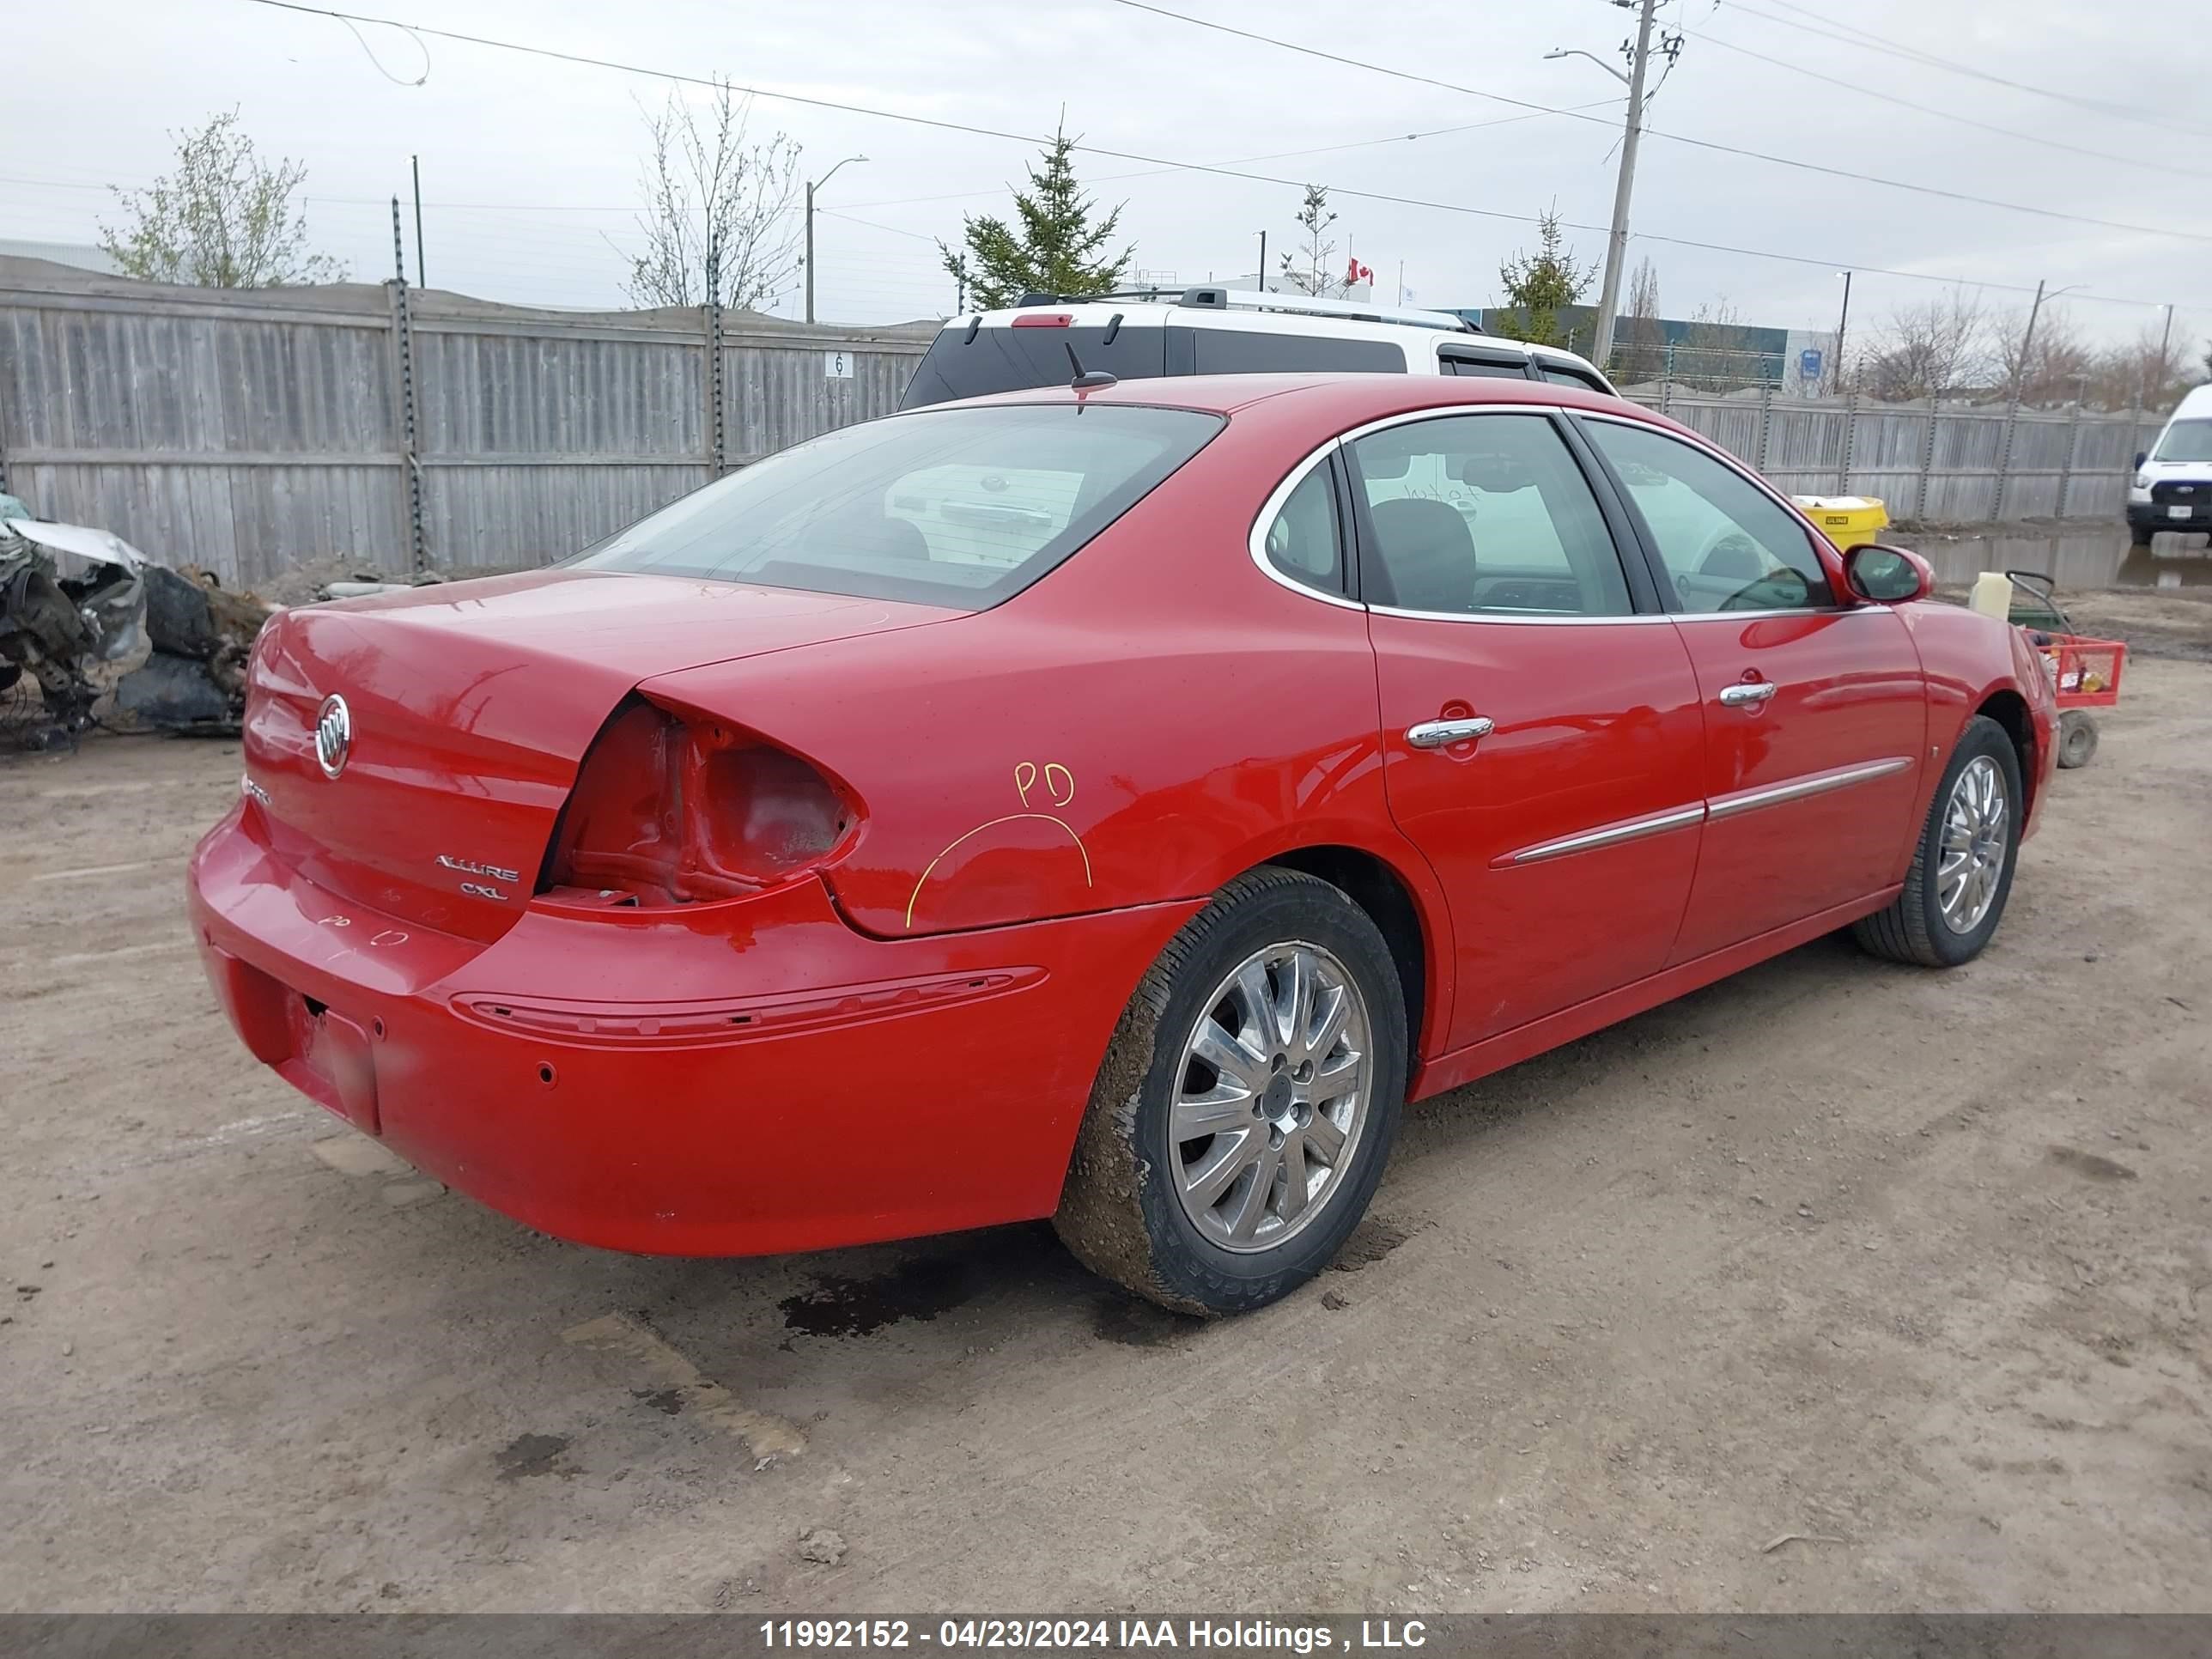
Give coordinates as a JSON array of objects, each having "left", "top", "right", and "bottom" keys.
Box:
[{"left": 757, "top": 1620, "right": 1431, "bottom": 1650}]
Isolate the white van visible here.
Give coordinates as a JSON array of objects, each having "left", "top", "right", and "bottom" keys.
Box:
[
  {"left": 2126, "top": 382, "right": 2212, "bottom": 544},
  {"left": 900, "top": 286, "right": 1620, "bottom": 409}
]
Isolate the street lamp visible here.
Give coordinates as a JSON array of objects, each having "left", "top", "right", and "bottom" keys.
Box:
[
  {"left": 1542, "top": 47, "right": 1628, "bottom": 85},
  {"left": 804, "top": 155, "right": 868, "bottom": 325}
]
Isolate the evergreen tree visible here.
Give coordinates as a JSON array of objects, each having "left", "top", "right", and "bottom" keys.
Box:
[
  {"left": 1278, "top": 185, "right": 1346, "bottom": 298},
  {"left": 1492, "top": 210, "right": 1596, "bottom": 349},
  {"left": 940, "top": 124, "right": 1133, "bottom": 307}
]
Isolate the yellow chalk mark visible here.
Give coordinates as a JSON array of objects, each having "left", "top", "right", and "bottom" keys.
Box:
[
  {"left": 903, "top": 813, "right": 1093, "bottom": 931},
  {"left": 562, "top": 1311, "right": 805, "bottom": 1460},
  {"left": 1043, "top": 763, "right": 1074, "bottom": 806},
  {"left": 1013, "top": 761, "right": 1038, "bottom": 806}
]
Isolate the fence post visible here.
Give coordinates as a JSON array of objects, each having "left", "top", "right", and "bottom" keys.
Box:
[
  {"left": 1756, "top": 382, "right": 1774, "bottom": 472},
  {"left": 1837, "top": 392, "right": 1859, "bottom": 494},
  {"left": 2056, "top": 403, "right": 2084, "bottom": 520},
  {"left": 386, "top": 201, "right": 428, "bottom": 574},
  {"left": 1916, "top": 397, "right": 1941, "bottom": 522},
  {"left": 703, "top": 252, "right": 726, "bottom": 478},
  {"left": 1991, "top": 396, "right": 2022, "bottom": 524},
  {"left": 1659, "top": 344, "right": 1674, "bottom": 416}
]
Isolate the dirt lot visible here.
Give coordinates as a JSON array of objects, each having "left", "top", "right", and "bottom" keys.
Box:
[{"left": 3, "top": 594, "right": 2209, "bottom": 1615}]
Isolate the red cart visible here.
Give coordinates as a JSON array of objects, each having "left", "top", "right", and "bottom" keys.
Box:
[{"left": 2006, "top": 570, "right": 2127, "bottom": 769}]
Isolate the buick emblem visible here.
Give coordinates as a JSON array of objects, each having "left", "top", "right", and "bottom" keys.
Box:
[{"left": 314, "top": 694, "right": 352, "bottom": 779}]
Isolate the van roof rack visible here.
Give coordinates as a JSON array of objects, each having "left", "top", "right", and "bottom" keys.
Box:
[{"left": 1009, "top": 286, "right": 1481, "bottom": 335}]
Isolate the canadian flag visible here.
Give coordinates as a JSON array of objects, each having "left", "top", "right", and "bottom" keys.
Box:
[{"left": 1346, "top": 257, "right": 1374, "bottom": 285}]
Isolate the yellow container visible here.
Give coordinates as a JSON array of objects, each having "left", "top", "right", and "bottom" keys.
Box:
[{"left": 1790, "top": 495, "right": 1890, "bottom": 550}]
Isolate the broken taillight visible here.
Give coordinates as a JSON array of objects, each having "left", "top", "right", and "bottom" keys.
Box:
[{"left": 538, "top": 694, "right": 859, "bottom": 908}]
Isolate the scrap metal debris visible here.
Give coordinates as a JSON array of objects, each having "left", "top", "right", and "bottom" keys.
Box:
[
  {"left": 115, "top": 565, "right": 274, "bottom": 735},
  {"left": 0, "top": 501, "right": 275, "bottom": 749},
  {"left": 2, "top": 514, "right": 158, "bottom": 748}
]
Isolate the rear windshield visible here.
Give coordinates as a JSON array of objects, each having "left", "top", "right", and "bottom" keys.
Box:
[
  {"left": 902, "top": 325, "right": 1165, "bottom": 407},
  {"left": 568, "top": 404, "right": 1224, "bottom": 609},
  {"left": 2155, "top": 418, "right": 2212, "bottom": 464}
]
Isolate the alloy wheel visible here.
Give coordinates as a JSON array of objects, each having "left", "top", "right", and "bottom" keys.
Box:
[
  {"left": 1169, "top": 941, "right": 1373, "bottom": 1253},
  {"left": 1937, "top": 754, "right": 2009, "bottom": 934}
]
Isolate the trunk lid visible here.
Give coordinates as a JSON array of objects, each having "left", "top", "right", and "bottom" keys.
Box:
[{"left": 240, "top": 569, "right": 956, "bottom": 942}]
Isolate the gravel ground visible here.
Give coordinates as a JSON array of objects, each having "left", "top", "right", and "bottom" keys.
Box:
[{"left": 2, "top": 623, "right": 2207, "bottom": 1614}]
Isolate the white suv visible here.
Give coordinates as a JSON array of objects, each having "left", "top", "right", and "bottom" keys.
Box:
[{"left": 901, "top": 286, "right": 1620, "bottom": 408}]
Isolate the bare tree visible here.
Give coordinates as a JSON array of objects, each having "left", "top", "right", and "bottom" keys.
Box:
[
  {"left": 99, "top": 109, "right": 344, "bottom": 288},
  {"left": 1278, "top": 185, "right": 1347, "bottom": 299},
  {"left": 1992, "top": 302, "right": 2094, "bottom": 407},
  {"left": 1622, "top": 258, "right": 1662, "bottom": 347},
  {"left": 1609, "top": 257, "right": 1664, "bottom": 380},
  {"left": 623, "top": 78, "right": 803, "bottom": 312},
  {"left": 2084, "top": 325, "right": 2197, "bottom": 413},
  {"left": 1677, "top": 296, "right": 1762, "bottom": 392},
  {"left": 1859, "top": 291, "right": 1991, "bottom": 401}
]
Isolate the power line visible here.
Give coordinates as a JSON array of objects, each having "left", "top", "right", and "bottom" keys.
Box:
[
  {"left": 817, "top": 209, "right": 941, "bottom": 246},
  {"left": 216, "top": 0, "right": 2211, "bottom": 310},
  {"left": 838, "top": 103, "right": 1620, "bottom": 215},
  {"left": 1682, "top": 27, "right": 2198, "bottom": 178},
  {"left": 1735, "top": 0, "right": 2212, "bottom": 141},
  {"left": 1097, "top": 0, "right": 2212, "bottom": 246}
]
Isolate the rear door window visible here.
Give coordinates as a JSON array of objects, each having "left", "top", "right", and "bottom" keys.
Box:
[
  {"left": 1191, "top": 331, "right": 1406, "bottom": 374},
  {"left": 1346, "top": 413, "right": 1634, "bottom": 617},
  {"left": 902, "top": 324, "right": 1165, "bottom": 407}
]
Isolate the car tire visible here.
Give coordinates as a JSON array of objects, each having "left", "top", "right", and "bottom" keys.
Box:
[
  {"left": 2128, "top": 524, "right": 2153, "bottom": 549},
  {"left": 1852, "top": 714, "right": 2024, "bottom": 969},
  {"left": 2056, "top": 708, "right": 2099, "bottom": 769},
  {"left": 1053, "top": 866, "right": 1408, "bottom": 1316}
]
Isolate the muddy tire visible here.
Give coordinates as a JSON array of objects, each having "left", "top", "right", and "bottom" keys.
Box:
[
  {"left": 1053, "top": 866, "right": 1407, "bottom": 1316},
  {"left": 2056, "top": 709, "right": 2099, "bottom": 769},
  {"left": 1852, "top": 715, "right": 2023, "bottom": 969}
]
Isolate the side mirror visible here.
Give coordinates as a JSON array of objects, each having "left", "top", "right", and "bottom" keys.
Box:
[
  {"left": 2134, "top": 450, "right": 2148, "bottom": 470},
  {"left": 1843, "top": 543, "right": 1933, "bottom": 605}
]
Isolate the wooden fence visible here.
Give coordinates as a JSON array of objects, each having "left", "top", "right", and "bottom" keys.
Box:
[
  {"left": 0, "top": 258, "right": 2163, "bottom": 586},
  {"left": 0, "top": 258, "right": 931, "bottom": 585}
]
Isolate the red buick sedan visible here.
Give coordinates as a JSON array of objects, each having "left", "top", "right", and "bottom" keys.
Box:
[{"left": 189, "top": 374, "right": 2056, "bottom": 1313}]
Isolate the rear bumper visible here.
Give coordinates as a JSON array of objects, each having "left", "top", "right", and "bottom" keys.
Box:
[{"left": 188, "top": 804, "right": 1198, "bottom": 1255}]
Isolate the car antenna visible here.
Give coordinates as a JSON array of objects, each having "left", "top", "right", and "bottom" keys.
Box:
[{"left": 1065, "top": 341, "right": 1117, "bottom": 394}]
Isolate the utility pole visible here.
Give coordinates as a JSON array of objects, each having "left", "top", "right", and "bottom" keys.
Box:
[
  {"left": 1992, "top": 277, "right": 2045, "bottom": 524},
  {"left": 1256, "top": 230, "right": 1267, "bottom": 291},
  {"left": 2147, "top": 301, "right": 2174, "bottom": 410},
  {"left": 1830, "top": 270, "right": 1852, "bottom": 397},
  {"left": 410, "top": 155, "right": 425, "bottom": 289},
  {"left": 2015, "top": 278, "right": 2049, "bottom": 402},
  {"left": 1589, "top": 0, "right": 1657, "bottom": 371}
]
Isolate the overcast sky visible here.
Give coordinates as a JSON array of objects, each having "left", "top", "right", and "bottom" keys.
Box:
[{"left": 9, "top": 0, "right": 2210, "bottom": 356}]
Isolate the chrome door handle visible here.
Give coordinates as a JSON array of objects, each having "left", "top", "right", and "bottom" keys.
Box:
[
  {"left": 1719, "top": 682, "right": 1778, "bottom": 707},
  {"left": 1407, "top": 716, "right": 1494, "bottom": 749}
]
